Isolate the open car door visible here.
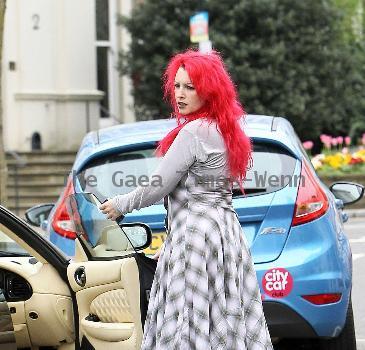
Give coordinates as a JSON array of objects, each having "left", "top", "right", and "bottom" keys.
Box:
[
  {"left": 0, "top": 206, "right": 74, "bottom": 350},
  {"left": 66, "top": 193, "right": 157, "bottom": 350}
]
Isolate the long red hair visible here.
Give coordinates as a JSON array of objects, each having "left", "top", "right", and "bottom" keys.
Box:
[{"left": 157, "top": 49, "right": 252, "bottom": 184}]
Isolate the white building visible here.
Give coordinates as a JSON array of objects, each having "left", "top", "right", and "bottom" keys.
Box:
[{"left": 2, "top": 0, "right": 135, "bottom": 152}]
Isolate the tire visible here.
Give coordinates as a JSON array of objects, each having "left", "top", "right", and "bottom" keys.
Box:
[{"left": 319, "top": 298, "right": 357, "bottom": 350}]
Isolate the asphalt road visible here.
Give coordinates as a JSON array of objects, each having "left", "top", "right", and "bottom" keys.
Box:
[
  {"left": 347, "top": 217, "right": 365, "bottom": 350},
  {"left": 274, "top": 216, "right": 365, "bottom": 350}
]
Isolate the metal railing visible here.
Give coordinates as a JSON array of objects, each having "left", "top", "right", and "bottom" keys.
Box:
[{"left": 7, "top": 151, "right": 27, "bottom": 215}]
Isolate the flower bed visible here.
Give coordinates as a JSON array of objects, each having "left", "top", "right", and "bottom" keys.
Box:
[
  {"left": 302, "top": 133, "right": 365, "bottom": 176},
  {"left": 302, "top": 134, "right": 365, "bottom": 208}
]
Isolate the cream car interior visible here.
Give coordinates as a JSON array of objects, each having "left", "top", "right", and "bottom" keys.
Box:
[
  {"left": 67, "top": 232, "right": 144, "bottom": 349},
  {"left": 67, "top": 253, "right": 143, "bottom": 349},
  {"left": 92, "top": 224, "right": 134, "bottom": 257},
  {"left": 0, "top": 224, "right": 75, "bottom": 349},
  {"left": 0, "top": 212, "right": 151, "bottom": 350}
]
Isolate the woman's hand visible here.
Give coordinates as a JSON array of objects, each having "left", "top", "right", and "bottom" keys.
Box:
[
  {"left": 152, "top": 243, "right": 164, "bottom": 261},
  {"left": 99, "top": 199, "right": 122, "bottom": 221},
  {"left": 152, "top": 249, "right": 161, "bottom": 261}
]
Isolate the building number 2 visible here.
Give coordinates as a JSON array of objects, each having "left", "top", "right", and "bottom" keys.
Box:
[{"left": 32, "top": 14, "right": 40, "bottom": 30}]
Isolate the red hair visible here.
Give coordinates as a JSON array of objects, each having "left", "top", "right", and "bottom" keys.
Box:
[{"left": 157, "top": 49, "right": 252, "bottom": 185}]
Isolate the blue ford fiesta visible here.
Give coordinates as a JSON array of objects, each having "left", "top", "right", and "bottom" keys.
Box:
[{"left": 31, "top": 115, "right": 363, "bottom": 348}]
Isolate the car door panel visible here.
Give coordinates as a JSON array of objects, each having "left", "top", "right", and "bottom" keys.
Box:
[
  {"left": 0, "top": 258, "right": 75, "bottom": 348},
  {"left": 68, "top": 257, "right": 144, "bottom": 350},
  {"left": 25, "top": 293, "right": 74, "bottom": 346}
]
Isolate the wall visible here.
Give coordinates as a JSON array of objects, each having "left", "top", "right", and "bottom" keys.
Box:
[{"left": 3, "top": 0, "right": 102, "bottom": 152}]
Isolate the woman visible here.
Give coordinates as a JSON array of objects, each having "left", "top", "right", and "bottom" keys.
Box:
[{"left": 100, "top": 49, "right": 273, "bottom": 349}]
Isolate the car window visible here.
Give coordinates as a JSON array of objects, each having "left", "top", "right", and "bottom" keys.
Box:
[
  {"left": 78, "top": 147, "right": 162, "bottom": 200},
  {"left": 242, "top": 143, "right": 298, "bottom": 196},
  {"left": 78, "top": 142, "right": 297, "bottom": 198},
  {"left": 0, "top": 224, "right": 30, "bottom": 256},
  {"left": 66, "top": 193, "right": 150, "bottom": 259}
]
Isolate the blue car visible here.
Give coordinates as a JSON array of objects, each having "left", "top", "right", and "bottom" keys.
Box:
[{"left": 28, "top": 115, "right": 363, "bottom": 348}]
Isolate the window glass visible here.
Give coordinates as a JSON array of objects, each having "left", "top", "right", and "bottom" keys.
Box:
[
  {"left": 0, "top": 224, "right": 30, "bottom": 256},
  {"left": 97, "top": 47, "right": 109, "bottom": 118},
  {"left": 78, "top": 142, "right": 297, "bottom": 198},
  {"left": 66, "top": 193, "right": 150, "bottom": 259},
  {"left": 79, "top": 147, "right": 162, "bottom": 199},
  {"left": 96, "top": 0, "right": 109, "bottom": 41}
]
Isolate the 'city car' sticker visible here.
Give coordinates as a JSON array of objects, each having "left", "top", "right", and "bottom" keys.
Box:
[{"left": 262, "top": 268, "right": 293, "bottom": 298}]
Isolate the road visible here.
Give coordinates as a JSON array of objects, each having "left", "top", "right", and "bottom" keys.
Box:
[{"left": 347, "top": 217, "right": 365, "bottom": 350}]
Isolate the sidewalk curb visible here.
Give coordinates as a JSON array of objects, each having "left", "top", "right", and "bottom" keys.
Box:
[{"left": 345, "top": 209, "right": 365, "bottom": 218}]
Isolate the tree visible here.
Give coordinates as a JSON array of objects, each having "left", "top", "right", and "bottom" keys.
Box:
[
  {"left": 0, "top": 0, "right": 7, "bottom": 206},
  {"left": 118, "top": 0, "right": 365, "bottom": 141}
]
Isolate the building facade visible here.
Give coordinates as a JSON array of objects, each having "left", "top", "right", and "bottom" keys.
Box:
[{"left": 2, "top": 0, "right": 135, "bottom": 152}]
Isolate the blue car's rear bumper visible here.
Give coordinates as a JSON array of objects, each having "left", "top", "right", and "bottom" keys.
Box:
[{"left": 255, "top": 209, "right": 352, "bottom": 338}]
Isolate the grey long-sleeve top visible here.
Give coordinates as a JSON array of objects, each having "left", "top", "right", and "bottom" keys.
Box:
[{"left": 112, "top": 118, "right": 230, "bottom": 215}]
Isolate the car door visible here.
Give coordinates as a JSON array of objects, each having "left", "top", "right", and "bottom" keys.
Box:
[
  {"left": 0, "top": 206, "right": 74, "bottom": 350},
  {"left": 0, "top": 196, "right": 157, "bottom": 350},
  {"left": 65, "top": 193, "right": 157, "bottom": 350}
]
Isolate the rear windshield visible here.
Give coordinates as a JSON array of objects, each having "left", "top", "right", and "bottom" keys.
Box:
[{"left": 77, "top": 142, "right": 297, "bottom": 199}]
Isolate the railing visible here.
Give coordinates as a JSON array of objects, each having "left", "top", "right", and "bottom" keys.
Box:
[{"left": 7, "top": 151, "right": 27, "bottom": 215}]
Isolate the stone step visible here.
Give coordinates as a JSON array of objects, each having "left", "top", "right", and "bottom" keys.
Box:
[
  {"left": 6, "top": 151, "right": 76, "bottom": 216},
  {"left": 6, "top": 151, "right": 76, "bottom": 163},
  {"left": 8, "top": 189, "right": 64, "bottom": 199},
  {"left": 8, "top": 169, "right": 70, "bottom": 177},
  {"left": 8, "top": 188, "right": 62, "bottom": 201},
  {"left": 8, "top": 187, "right": 62, "bottom": 197},
  {"left": 7, "top": 163, "right": 73, "bottom": 172},
  {"left": 7, "top": 199, "right": 56, "bottom": 210},
  {"left": 7, "top": 159, "right": 74, "bottom": 167},
  {"left": 8, "top": 180, "right": 66, "bottom": 188}
]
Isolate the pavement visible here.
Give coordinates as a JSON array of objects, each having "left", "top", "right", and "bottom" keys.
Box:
[{"left": 346, "top": 208, "right": 365, "bottom": 218}]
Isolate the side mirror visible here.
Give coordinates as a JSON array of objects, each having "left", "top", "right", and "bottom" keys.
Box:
[
  {"left": 24, "top": 204, "right": 54, "bottom": 227},
  {"left": 330, "top": 182, "right": 365, "bottom": 206},
  {"left": 118, "top": 223, "right": 152, "bottom": 251}
]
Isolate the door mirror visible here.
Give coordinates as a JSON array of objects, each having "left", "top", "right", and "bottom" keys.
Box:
[
  {"left": 118, "top": 223, "right": 152, "bottom": 251},
  {"left": 330, "top": 182, "right": 365, "bottom": 206},
  {"left": 24, "top": 204, "right": 54, "bottom": 227}
]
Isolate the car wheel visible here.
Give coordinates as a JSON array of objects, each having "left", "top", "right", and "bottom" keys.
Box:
[{"left": 319, "top": 298, "right": 356, "bottom": 350}]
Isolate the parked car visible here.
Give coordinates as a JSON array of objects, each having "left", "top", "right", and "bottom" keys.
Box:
[
  {"left": 27, "top": 115, "right": 364, "bottom": 348},
  {"left": 0, "top": 195, "right": 155, "bottom": 349}
]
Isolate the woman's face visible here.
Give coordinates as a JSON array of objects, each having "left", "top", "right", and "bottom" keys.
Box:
[{"left": 174, "top": 67, "right": 205, "bottom": 115}]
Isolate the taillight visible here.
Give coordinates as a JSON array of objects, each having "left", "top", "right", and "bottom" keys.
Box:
[
  {"left": 292, "top": 161, "right": 329, "bottom": 226},
  {"left": 302, "top": 293, "right": 341, "bottom": 305},
  {"left": 51, "top": 177, "right": 77, "bottom": 239}
]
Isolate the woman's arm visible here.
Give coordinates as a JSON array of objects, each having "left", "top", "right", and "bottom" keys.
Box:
[{"left": 100, "top": 128, "right": 199, "bottom": 219}]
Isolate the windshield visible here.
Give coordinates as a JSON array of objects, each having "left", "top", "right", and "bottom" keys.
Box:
[
  {"left": 66, "top": 193, "right": 149, "bottom": 259},
  {"left": 77, "top": 142, "right": 297, "bottom": 197}
]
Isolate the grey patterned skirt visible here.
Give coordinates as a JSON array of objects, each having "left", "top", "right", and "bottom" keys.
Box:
[{"left": 141, "top": 198, "right": 273, "bottom": 349}]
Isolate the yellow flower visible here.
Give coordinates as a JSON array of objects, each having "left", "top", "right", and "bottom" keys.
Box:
[
  {"left": 353, "top": 149, "right": 365, "bottom": 162},
  {"left": 324, "top": 153, "right": 346, "bottom": 169}
]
